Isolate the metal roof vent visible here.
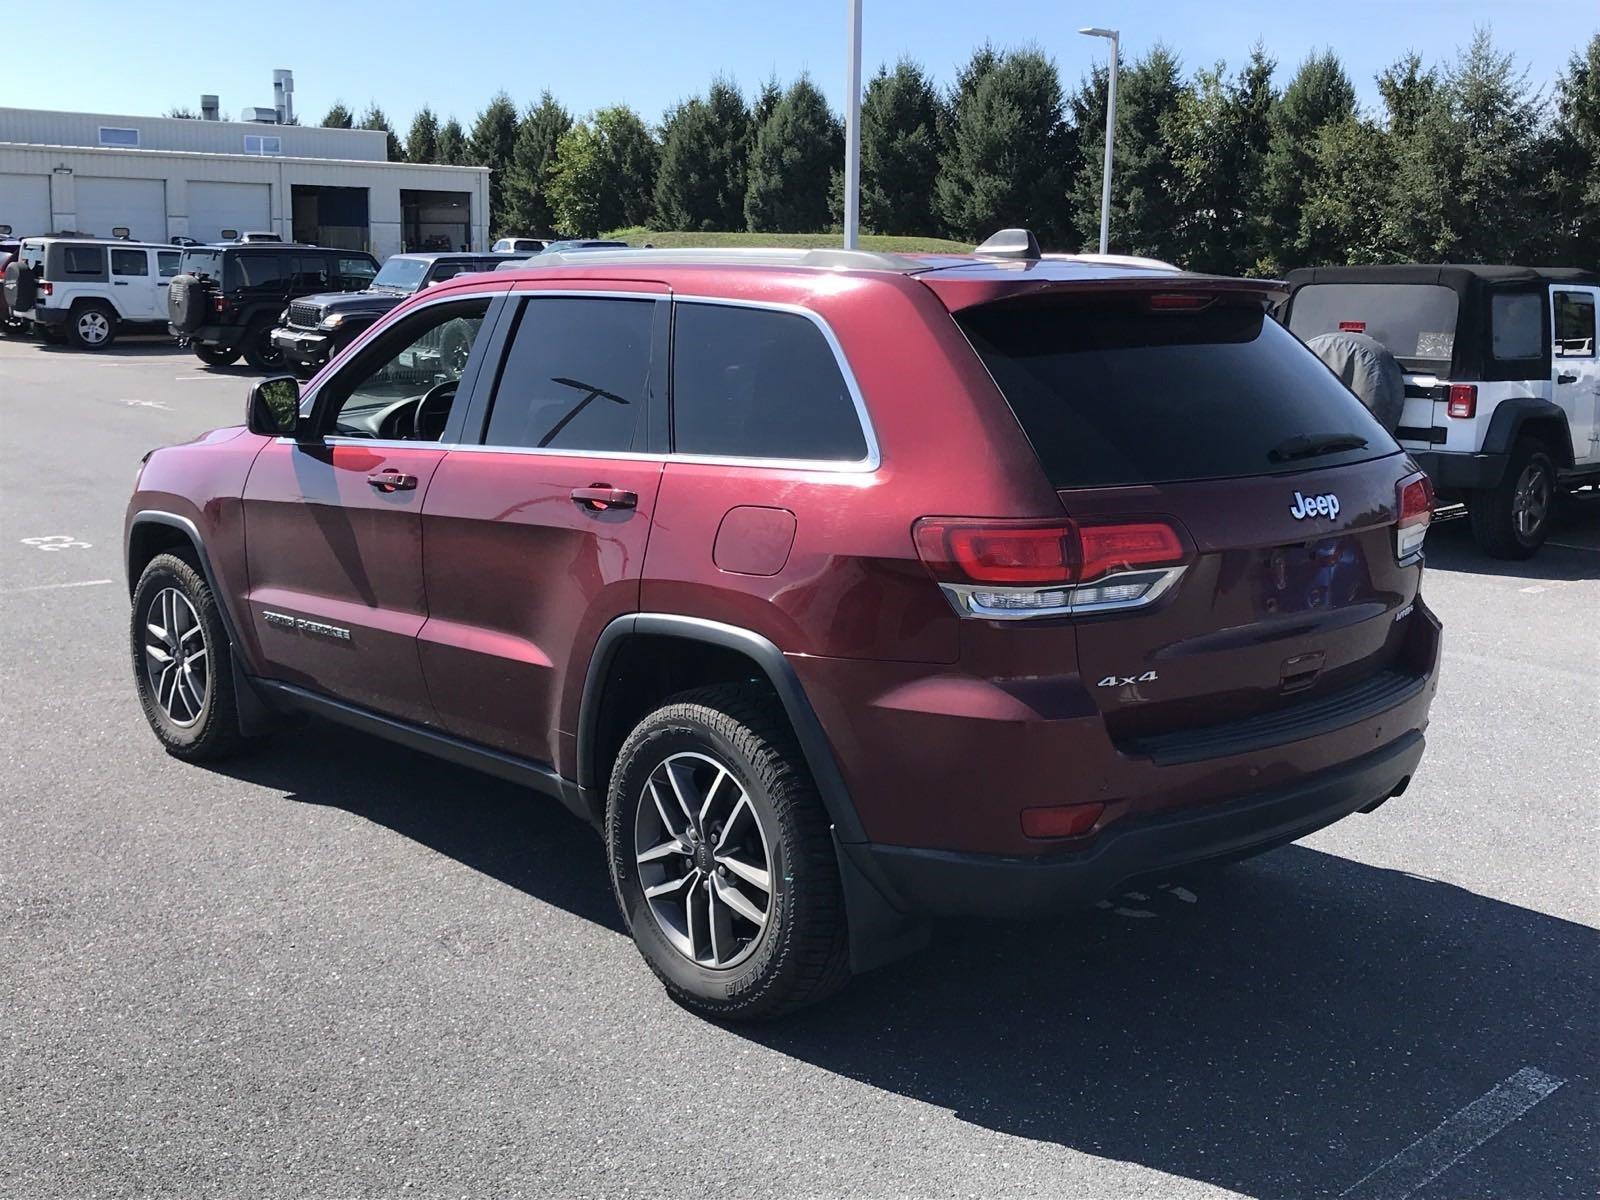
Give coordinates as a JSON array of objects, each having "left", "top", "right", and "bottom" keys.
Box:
[{"left": 975, "top": 228, "right": 1041, "bottom": 260}]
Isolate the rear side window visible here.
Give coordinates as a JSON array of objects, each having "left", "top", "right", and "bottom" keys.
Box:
[
  {"left": 958, "top": 301, "right": 1392, "bottom": 488},
  {"left": 484, "top": 297, "right": 655, "bottom": 452},
  {"left": 111, "top": 249, "right": 149, "bottom": 277},
  {"left": 230, "top": 253, "right": 286, "bottom": 291},
  {"left": 671, "top": 303, "right": 868, "bottom": 462},
  {"left": 1286, "top": 283, "right": 1459, "bottom": 368},
  {"left": 1490, "top": 291, "right": 1545, "bottom": 362},
  {"left": 61, "top": 246, "right": 106, "bottom": 276},
  {"left": 157, "top": 251, "right": 181, "bottom": 278}
]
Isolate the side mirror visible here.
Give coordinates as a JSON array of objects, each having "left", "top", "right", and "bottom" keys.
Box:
[{"left": 246, "top": 376, "right": 302, "bottom": 437}]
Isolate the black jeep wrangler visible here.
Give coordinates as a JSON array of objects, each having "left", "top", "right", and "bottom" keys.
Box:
[
  {"left": 269, "top": 252, "right": 520, "bottom": 375},
  {"left": 167, "top": 244, "right": 378, "bottom": 369}
]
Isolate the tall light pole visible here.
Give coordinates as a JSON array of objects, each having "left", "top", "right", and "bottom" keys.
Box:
[
  {"left": 843, "top": 0, "right": 863, "bottom": 248},
  {"left": 1079, "top": 26, "right": 1119, "bottom": 255}
]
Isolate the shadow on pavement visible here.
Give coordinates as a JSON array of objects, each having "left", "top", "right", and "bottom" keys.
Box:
[
  {"left": 1423, "top": 490, "right": 1600, "bottom": 581},
  {"left": 212, "top": 723, "right": 1596, "bottom": 1199}
]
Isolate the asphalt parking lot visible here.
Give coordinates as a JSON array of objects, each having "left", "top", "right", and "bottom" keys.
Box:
[{"left": 2, "top": 333, "right": 1596, "bottom": 1200}]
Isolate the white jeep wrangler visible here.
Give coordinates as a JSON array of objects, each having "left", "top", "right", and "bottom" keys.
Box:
[
  {"left": 1283, "top": 265, "right": 1600, "bottom": 558},
  {"left": 2, "top": 236, "right": 182, "bottom": 350}
]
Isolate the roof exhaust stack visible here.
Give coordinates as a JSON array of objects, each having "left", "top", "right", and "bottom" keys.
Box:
[
  {"left": 272, "top": 70, "right": 294, "bottom": 125},
  {"left": 975, "top": 228, "right": 1042, "bottom": 261},
  {"left": 200, "top": 95, "right": 219, "bottom": 121}
]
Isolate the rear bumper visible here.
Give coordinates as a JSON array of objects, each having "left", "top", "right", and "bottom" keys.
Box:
[
  {"left": 30, "top": 306, "right": 69, "bottom": 329},
  {"left": 853, "top": 730, "right": 1425, "bottom": 917},
  {"left": 174, "top": 323, "right": 231, "bottom": 346},
  {"left": 1412, "top": 450, "right": 1508, "bottom": 491}
]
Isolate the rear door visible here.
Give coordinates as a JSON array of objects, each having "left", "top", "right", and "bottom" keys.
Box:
[
  {"left": 108, "top": 247, "right": 158, "bottom": 319},
  {"left": 955, "top": 294, "right": 1421, "bottom": 743},
  {"left": 1552, "top": 286, "right": 1600, "bottom": 465},
  {"left": 241, "top": 291, "right": 504, "bottom": 721},
  {"left": 418, "top": 284, "right": 668, "bottom": 766}
]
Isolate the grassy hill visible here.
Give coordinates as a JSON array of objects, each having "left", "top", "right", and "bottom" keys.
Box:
[{"left": 603, "top": 227, "right": 971, "bottom": 253}]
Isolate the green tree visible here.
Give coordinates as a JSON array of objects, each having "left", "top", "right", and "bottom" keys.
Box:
[
  {"left": 359, "top": 103, "right": 405, "bottom": 161},
  {"left": 745, "top": 75, "right": 841, "bottom": 232},
  {"left": 1377, "top": 53, "right": 1438, "bottom": 139},
  {"left": 548, "top": 106, "right": 659, "bottom": 236},
  {"left": 752, "top": 76, "right": 782, "bottom": 129},
  {"left": 504, "top": 93, "right": 573, "bottom": 235},
  {"left": 321, "top": 102, "right": 354, "bottom": 129},
  {"left": 1546, "top": 34, "right": 1600, "bottom": 260},
  {"left": 469, "top": 92, "right": 522, "bottom": 234},
  {"left": 1261, "top": 51, "right": 1358, "bottom": 268},
  {"left": 858, "top": 59, "right": 944, "bottom": 235},
  {"left": 1301, "top": 116, "right": 1395, "bottom": 263},
  {"left": 1166, "top": 46, "right": 1277, "bottom": 271},
  {"left": 937, "top": 47, "right": 1070, "bottom": 242},
  {"left": 1069, "top": 46, "right": 1187, "bottom": 258},
  {"left": 167, "top": 106, "right": 197, "bottom": 119},
  {"left": 405, "top": 106, "right": 439, "bottom": 164},
  {"left": 654, "top": 79, "right": 751, "bottom": 231},
  {"left": 437, "top": 118, "right": 467, "bottom": 165}
]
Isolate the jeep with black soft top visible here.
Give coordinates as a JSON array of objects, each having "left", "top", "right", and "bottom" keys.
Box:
[{"left": 1283, "top": 265, "right": 1600, "bottom": 558}]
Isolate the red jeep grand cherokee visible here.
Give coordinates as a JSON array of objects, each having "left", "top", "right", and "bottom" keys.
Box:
[{"left": 125, "top": 235, "right": 1441, "bottom": 1019}]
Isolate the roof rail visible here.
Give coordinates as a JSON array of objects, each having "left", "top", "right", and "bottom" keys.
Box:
[{"left": 521, "top": 246, "right": 925, "bottom": 272}]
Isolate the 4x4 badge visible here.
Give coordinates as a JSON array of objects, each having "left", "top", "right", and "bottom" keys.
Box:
[{"left": 1098, "top": 671, "right": 1158, "bottom": 687}]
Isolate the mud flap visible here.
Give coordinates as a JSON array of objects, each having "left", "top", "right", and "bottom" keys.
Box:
[{"left": 834, "top": 831, "right": 930, "bottom": 974}]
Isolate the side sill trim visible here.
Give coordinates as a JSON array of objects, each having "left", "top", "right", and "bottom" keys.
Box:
[{"left": 253, "top": 679, "right": 590, "bottom": 824}]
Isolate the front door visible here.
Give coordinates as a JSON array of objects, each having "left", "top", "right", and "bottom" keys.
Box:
[
  {"left": 1551, "top": 286, "right": 1600, "bottom": 465},
  {"left": 241, "top": 294, "right": 500, "bottom": 723},
  {"left": 419, "top": 288, "right": 668, "bottom": 766}
]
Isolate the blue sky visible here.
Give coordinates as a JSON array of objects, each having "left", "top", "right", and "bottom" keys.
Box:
[{"left": 7, "top": 1, "right": 1592, "bottom": 129}]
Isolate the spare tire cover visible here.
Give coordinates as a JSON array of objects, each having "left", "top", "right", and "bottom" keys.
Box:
[
  {"left": 168, "top": 274, "right": 212, "bottom": 333},
  {"left": 4, "top": 260, "right": 36, "bottom": 311},
  {"left": 1306, "top": 330, "right": 1404, "bottom": 435}
]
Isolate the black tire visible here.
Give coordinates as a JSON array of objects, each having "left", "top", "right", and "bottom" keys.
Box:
[
  {"left": 193, "top": 343, "right": 239, "bottom": 367},
  {"left": 241, "top": 319, "right": 284, "bottom": 371},
  {"left": 130, "top": 552, "right": 246, "bottom": 761},
  {"left": 606, "top": 684, "right": 849, "bottom": 1020},
  {"left": 1469, "top": 437, "right": 1556, "bottom": 559},
  {"left": 68, "top": 301, "right": 117, "bottom": 350}
]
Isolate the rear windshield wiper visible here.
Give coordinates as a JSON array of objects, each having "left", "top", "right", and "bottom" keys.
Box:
[{"left": 1269, "top": 433, "right": 1369, "bottom": 463}]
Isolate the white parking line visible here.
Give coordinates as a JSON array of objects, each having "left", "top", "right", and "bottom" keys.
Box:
[
  {"left": 1337, "top": 1066, "right": 1565, "bottom": 1200},
  {"left": 0, "top": 578, "right": 114, "bottom": 595}
]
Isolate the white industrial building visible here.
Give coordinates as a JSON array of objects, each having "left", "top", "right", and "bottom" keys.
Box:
[{"left": 0, "top": 76, "right": 489, "bottom": 259}]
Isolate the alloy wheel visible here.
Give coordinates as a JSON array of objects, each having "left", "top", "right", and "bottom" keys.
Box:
[
  {"left": 77, "top": 310, "right": 110, "bottom": 345},
  {"left": 1512, "top": 461, "right": 1551, "bottom": 540},
  {"left": 143, "top": 587, "right": 208, "bottom": 727},
  {"left": 634, "top": 751, "right": 774, "bottom": 969}
]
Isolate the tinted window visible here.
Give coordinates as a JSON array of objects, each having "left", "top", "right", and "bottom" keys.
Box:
[
  {"left": 180, "top": 249, "right": 223, "bottom": 280},
  {"left": 672, "top": 304, "right": 867, "bottom": 461},
  {"left": 958, "top": 300, "right": 1392, "bottom": 488},
  {"left": 337, "top": 256, "right": 377, "bottom": 289},
  {"left": 1553, "top": 291, "right": 1595, "bottom": 358},
  {"left": 157, "top": 251, "right": 181, "bottom": 278},
  {"left": 290, "top": 256, "right": 332, "bottom": 293},
  {"left": 111, "top": 249, "right": 149, "bottom": 277},
  {"left": 1490, "top": 291, "right": 1544, "bottom": 361},
  {"left": 62, "top": 246, "right": 105, "bottom": 275},
  {"left": 485, "top": 297, "right": 654, "bottom": 452},
  {"left": 229, "top": 253, "right": 286, "bottom": 291},
  {"left": 1286, "top": 283, "right": 1459, "bottom": 368}
]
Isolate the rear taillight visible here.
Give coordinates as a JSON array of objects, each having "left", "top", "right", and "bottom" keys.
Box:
[
  {"left": 1396, "top": 472, "right": 1433, "bottom": 561},
  {"left": 913, "top": 517, "right": 1188, "bottom": 618},
  {"left": 1447, "top": 384, "right": 1477, "bottom": 418},
  {"left": 211, "top": 295, "right": 228, "bottom": 314},
  {"left": 36, "top": 281, "right": 52, "bottom": 297}
]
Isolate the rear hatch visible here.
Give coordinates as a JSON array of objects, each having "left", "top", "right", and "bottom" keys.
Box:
[{"left": 948, "top": 287, "right": 1427, "bottom": 747}]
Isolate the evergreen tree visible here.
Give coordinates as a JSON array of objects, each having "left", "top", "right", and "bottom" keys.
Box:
[
  {"left": 167, "top": 106, "right": 198, "bottom": 120},
  {"left": 504, "top": 93, "right": 573, "bottom": 234},
  {"left": 1261, "top": 51, "right": 1358, "bottom": 268},
  {"left": 745, "top": 76, "right": 841, "bottom": 232},
  {"left": 1069, "top": 46, "right": 1187, "bottom": 258},
  {"left": 405, "top": 106, "right": 439, "bottom": 164},
  {"left": 937, "top": 47, "right": 1069, "bottom": 242},
  {"left": 1546, "top": 34, "right": 1600, "bottom": 261},
  {"left": 858, "top": 60, "right": 944, "bottom": 235},
  {"left": 752, "top": 76, "right": 783, "bottom": 129},
  {"left": 469, "top": 92, "right": 522, "bottom": 234},
  {"left": 654, "top": 79, "right": 751, "bottom": 231},
  {"left": 321, "top": 102, "right": 354, "bottom": 129},
  {"left": 359, "top": 103, "right": 405, "bottom": 161},
  {"left": 1301, "top": 116, "right": 1395, "bottom": 263},
  {"left": 437, "top": 118, "right": 467, "bottom": 165},
  {"left": 548, "top": 106, "right": 658, "bottom": 236}
]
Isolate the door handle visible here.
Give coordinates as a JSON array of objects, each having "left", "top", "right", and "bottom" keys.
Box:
[
  {"left": 367, "top": 471, "right": 418, "bottom": 492},
  {"left": 571, "top": 484, "right": 637, "bottom": 511},
  {"left": 1556, "top": 372, "right": 1578, "bottom": 384},
  {"left": 113, "top": 281, "right": 128, "bottom": 286}
]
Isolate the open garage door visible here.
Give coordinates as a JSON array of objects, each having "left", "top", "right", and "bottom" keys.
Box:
[
  {"left": 0, "top": 173, "right": 52, "bottom": 238},
  {"left": 76, "top": 177, "right": 166, "bottom": 241},
  {"left": 189, "top": 181, "right": 271, "bottom": 243}
]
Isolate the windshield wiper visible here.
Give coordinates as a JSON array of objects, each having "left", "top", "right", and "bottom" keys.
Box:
[{"left": 1269, "top": 432, "right": 1369, "bottom": 463}]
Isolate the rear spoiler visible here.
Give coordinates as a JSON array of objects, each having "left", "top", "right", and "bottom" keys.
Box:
[{"left": 921, "top": 273, "right": 1289, "bottom": 313}]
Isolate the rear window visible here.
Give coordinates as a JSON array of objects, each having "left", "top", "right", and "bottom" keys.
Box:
[
  {"left": 958, "top": 300, "right": 1393, "bottom": 489},
  {"left": 1287, "top": 283, "right": 1459, "bottom": 369},
  {"left": 180, "top": 249, "right": 223, "bottom": 281}
]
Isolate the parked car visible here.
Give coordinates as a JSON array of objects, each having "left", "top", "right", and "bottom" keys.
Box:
[
  {"left": 125, "top": 231, "right": 1440, "bottom": 1019},
  {"left": 167, "top": 243, "right": 378, "bottom": 369},
  {"left": 0, "top": 237, "right": 23, "bottom": 333},
  {"left": 2, "top": 237, "right": 183, "bottom": 349},
  {"left": 1282, "top": 265, "right": 1600, "bottom": 558},
  {"left": 271, "top": 251, "right": 529, "bottom": 375},
  {"left": 492, "top": 237, "right": 548, "bottom": 253},
  {"left": 540, "top": 239, "right": 630, "bottom": 253},
  {"left": 236, "top": 231, "right": 283, "bottom": 244}
]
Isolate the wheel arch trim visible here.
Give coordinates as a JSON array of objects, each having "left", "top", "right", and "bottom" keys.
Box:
[
  {"left": 1482, "top": 396, "right": 1574, "bottom": 467},
  {"left": 126, "top": 510, "right": 247, "bottom": 654}
]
